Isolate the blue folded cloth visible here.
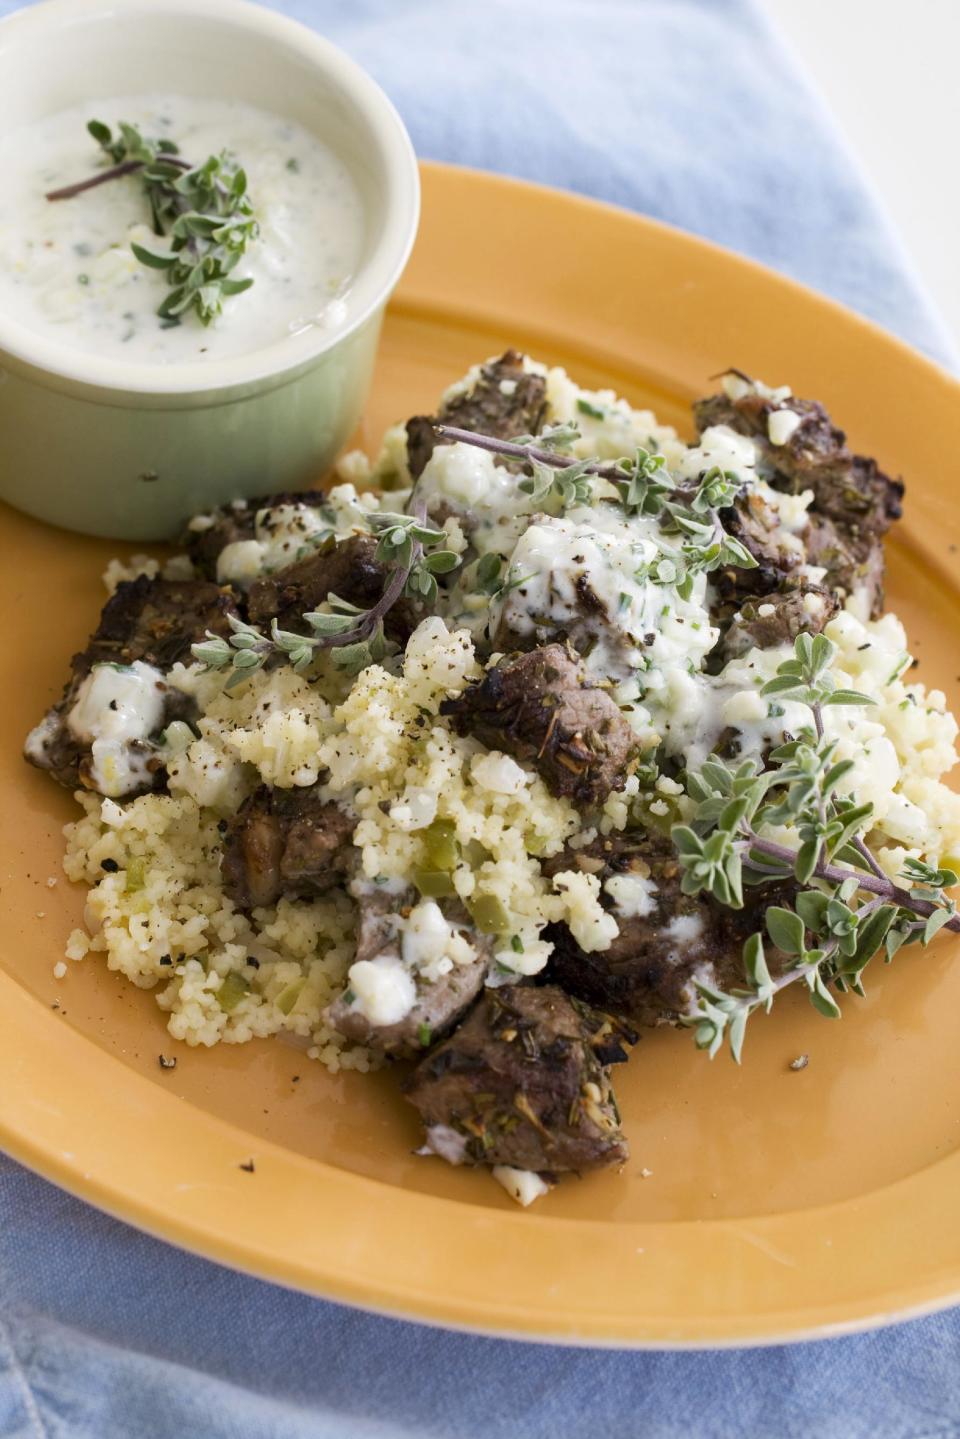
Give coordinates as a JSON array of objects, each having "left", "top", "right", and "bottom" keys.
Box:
[{"left": 2, "top": 3, "right": 958, "bottom": 1437}]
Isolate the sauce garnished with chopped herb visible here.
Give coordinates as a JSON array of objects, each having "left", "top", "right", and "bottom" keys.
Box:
[{"left": 0, "top": 95, "right": 365, "bottom": 363}]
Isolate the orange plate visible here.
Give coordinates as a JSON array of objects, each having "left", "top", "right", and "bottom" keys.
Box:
[{"left": 2, "top": 162, "right": 960, "bottom": 1347}]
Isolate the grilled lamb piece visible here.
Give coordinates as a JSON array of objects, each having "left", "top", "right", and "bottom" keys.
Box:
[
  {"left": 221, "top": 784, "right": 355, "bottom": 909},
  {"left": 542, "top": 830, "right": 793, "bottom": 1027},
  {"left": 405, "top": 349, "right": 548, "bottom": 481},
  {"left": 24, "top": 577, "right": 237, "bottom": 792},
  {"left": 714, "top": 489, "right": 806, "bottom": 605},
  {"left": 247, "top": 533, "right": 417, "bottom": 644},
  {"left": 695, "top": 384, "right": 903, "bottom": 616},
  {"left": 441, "top": 643, "right": 639, "bottom": 809},
  {"left": 720, "top": 585, "right": 840, "bottom": 660},
  {"left": 325, "top": 891, "right": 489, "bottom": 1057},
  {"left": 78, "top": 575, "right": 239, "bottom": 673},
  {"left": 802, "top": 512, "right": 887, "bottom": 617},
  {"left": 696, "top": 390, "right": 903, "bottom": 533},
  {"left": 405, "top": 985, "right": 633, "bottom": 1173},
  {"left": 182, "top": 491, "right": 327, "bottom": 579}
]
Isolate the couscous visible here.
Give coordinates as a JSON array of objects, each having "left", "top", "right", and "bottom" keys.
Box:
[{"left": 26, "top": 351, "right": 960, "bottom": 1202}]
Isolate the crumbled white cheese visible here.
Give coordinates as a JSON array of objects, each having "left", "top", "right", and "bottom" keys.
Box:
[
  {"left": 102, "top": 554, "right": 160, "bottom": 594},
  {"left": 768, "top": 408, "right": 803, "bottom": 446},
  {"left": 166, "top": 739, "right": 247, "bottom": 812},
  {"left": 420, "top": 441, "right": 512, "bottom": 511},
  {"left": 420, "top": 1125, "right": 469, "bottom": 1164},
  {"left": 492, "top": 1166, "right": 550, "bottom": 1207},
  {"left": 334, "top": 448, "right": 371, "bottom": 484},
  {"left": 389, "top": 787, "right": 438, "bottom": 831},
  {"left": 216, "top": 539, "right": 263, "bottom": 586},
  {"left": 720, "top": 373, "right": 791, "bottom": 404},
  {"left": 99, "top": 798, "right": 127, "bottom": 828},
  {"left": 346, "top": 954, "right": 417, "bottom": 1027},
  {"left": 492, "top": 936, "right": 553, "bottom": 978},
  {"left": 678, "top": 425, "right": 758, "bottom": 483},
  {"left": 471, "top": 752, "right": 527, "bottom": 795},
  {"left": 770, "top": 486, "right": 815, "bottom": 534},
  {"left": 256, "top": 503, "right": 332, "bottom": 575},
  {"left": 878, "top": 792, "right": 930, "bottom": 847},
  {"left": 161, "top": 721, "right": 195, "bottom": 757},
  {"left": 604, "top": 871, "right": 657, "bottom": 919},
  {"left": 721, "top": 373, "right": 752, "bottom": 402},
  {"left": 401, "top": 900, "right": 476, "bottom": 981},
  {"left": 756, "top": 380, "right": 792, "bottom": 402},
  {"left": 665, "top": 914, "right": 704, "bottom": 948}
]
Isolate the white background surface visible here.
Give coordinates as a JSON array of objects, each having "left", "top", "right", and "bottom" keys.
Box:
[{"left": 764, "top": 0, "right": 958, "bottom": 356}]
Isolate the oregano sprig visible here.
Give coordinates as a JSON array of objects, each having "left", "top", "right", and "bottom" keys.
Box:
[
  {"left": 47, "top": 119, "right": 258, "bottom": 326},
  {"left": 191, "top": 492, "right": 460, "bottom": 686},
  {"left": 672, "top": 633, "right": 960, "bottom": 1061},
  {"left": 432, "top": 423, "right": 757, "bottom": 599},
  {"left": 368, "top": 512, "right": 460, "bottom": 605}
]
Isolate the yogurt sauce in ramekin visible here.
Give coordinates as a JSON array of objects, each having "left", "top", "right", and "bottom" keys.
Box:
[{"left": 0, "top": 94, "right": 366, "bottom": 364}]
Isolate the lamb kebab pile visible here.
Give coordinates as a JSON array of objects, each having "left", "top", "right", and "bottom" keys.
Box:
[{"left": 25, "top": 351, "right": 905, "bottom": 1197}]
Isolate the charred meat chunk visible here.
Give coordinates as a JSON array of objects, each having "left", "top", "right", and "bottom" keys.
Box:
[
  {"left": 405, "top": 349, "right": 548, "bottom": 481},
  {"left": 405, "top": 416, "right": 442, "bottom": 488},
  {"left": 542, "top": 830, "right": 793, "bottom": 1028},
  {"left": 222, "top": 784, "right": 355, "bottom": 909},
  {"left": 441, "top": 643, "right": 639, "bottom": 809},
  {"left": 25, "top": 577, "right": 237, "bottom": 793},
  {"left": 182, "top": 491, "right": 327, "bottom": 580},
  {"left": 325, "top": 891, "right": 488, "bottom": 1058},
  {"left": 803, "top": 511, "right": 887, "bottom": 617},
  {"left": 79, "top": 575, "right": 238, "bottom": 674},
  {"left": 405, "top": 985, "right": 632, "bottom": 1173},
  {"left": 695, "top": 384, "right": 903, "bottom": 616},
  {"left": 714, "top": 489, "right": 806, "bottom": 605},
  {"left": 247, "top": 533, "right": 416, "bottom": 645},
  {"left": 696, "top": 389, "right": 903, "bottom": 534},
  {"left": 721, "top": 585, "right": 840, "bottom": 660}
]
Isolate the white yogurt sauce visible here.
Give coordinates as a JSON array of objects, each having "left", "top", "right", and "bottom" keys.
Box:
[
  {"left": 67, "top": 660, "right": 166, "bottom": 796},
  {"left": 0, "top": 95, "right": 365, "bottom": 363}
]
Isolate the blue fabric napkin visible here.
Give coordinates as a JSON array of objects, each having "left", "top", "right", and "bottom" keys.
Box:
[{"left": 2, "top": 3, "right": 959, "bottom": 1437}]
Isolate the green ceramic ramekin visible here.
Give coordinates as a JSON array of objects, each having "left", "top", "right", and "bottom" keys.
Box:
[{"left": 0, "top": 0, "right": 419, "bottom": 540}]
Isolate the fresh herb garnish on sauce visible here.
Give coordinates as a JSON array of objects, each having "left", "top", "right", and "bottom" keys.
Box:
[{"left": 46, "top": 120, "right": 258, "bottom": 327}]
